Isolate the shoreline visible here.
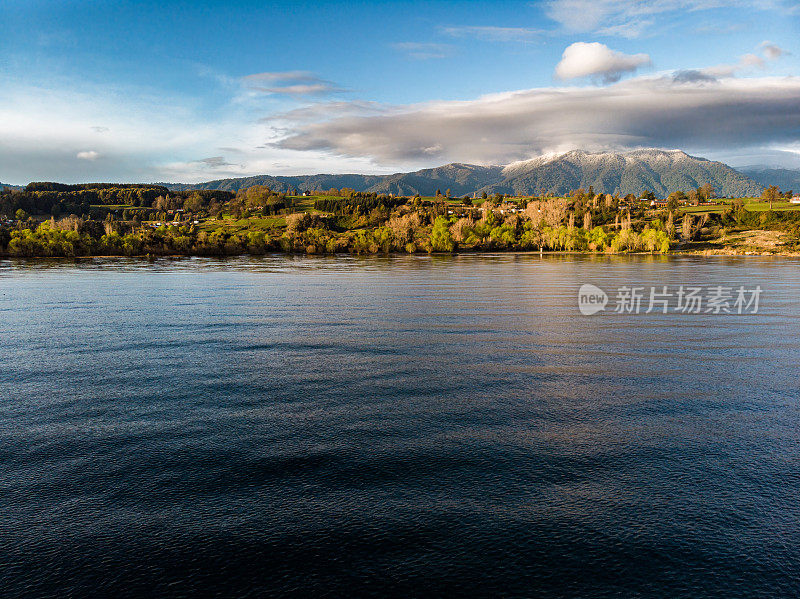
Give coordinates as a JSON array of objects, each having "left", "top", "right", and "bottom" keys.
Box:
[{"left": 3, "top": 248, "right": 800, "bottom": 261}]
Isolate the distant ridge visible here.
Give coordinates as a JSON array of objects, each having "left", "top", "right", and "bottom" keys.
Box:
[
  {"left": 739, "top": 167, "right": 800, "bottom": 193},
  {"left": 0, "top": 182, "right": 23, "bottom": 190},
  {"left": 159, "top": 148, "right": 763, "bottom": 197}
]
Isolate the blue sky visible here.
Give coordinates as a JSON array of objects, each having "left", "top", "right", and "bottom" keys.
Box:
[{"left": 1, "top": 0, "right": 799, "bottom": 183}]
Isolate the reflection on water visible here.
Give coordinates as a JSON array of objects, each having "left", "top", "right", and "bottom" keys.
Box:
[{"left": 1, "top": 255, "right": 799, "bottom": 597}]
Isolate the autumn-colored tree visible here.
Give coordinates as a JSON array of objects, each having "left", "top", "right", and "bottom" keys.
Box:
[
  {"left": 666, "top": 211, "right": 676, "bottom": 239},
  {"left": 700, "top": 183, "right": 715, "bottom": 201},
  {"left": 682, "top": 214, "right": 694, "bottom": 240},
  {"left": 667, "top": 191, "right": 687, "bottom": 212},
  {"left": 762, "top": 185, "right": 781, "bottom": 210}
]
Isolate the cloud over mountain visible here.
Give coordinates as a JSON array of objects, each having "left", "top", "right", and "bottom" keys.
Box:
[{"left": 275, "top": 76, "right": 800, "bottom": 167}]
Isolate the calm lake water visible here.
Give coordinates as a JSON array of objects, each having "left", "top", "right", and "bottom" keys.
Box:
[{"left": 1, "top": 254, "right": 799, "bottom": 598}]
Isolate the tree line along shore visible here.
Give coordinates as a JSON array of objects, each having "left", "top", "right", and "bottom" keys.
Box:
[{"left": 1, "top": 182, "right": 799, "bottom": 258}]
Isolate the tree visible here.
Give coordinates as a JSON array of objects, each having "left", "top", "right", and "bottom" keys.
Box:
[
  {"left": 666, "top": 211, "right": 676, "bottom": 239},
  {"left": 570, "top": 188, "right": 586, "bottom": 202},
  {"left": 762, "top": 185, "right": 780, "bottom": 210},
  {"left": 668, "top": 190, "right": 687, "bottom": 206},
  {"left": 682, "top": 214, "right": 694, "bottom": 240},
  {"left": 666, "top": 195, "right": 679, "bottom": 213},
  {"left": 184, "top": 192, "right": 205, "bottom": 213},
  {"left": 429, "top": 216, "right": 455, "bottom": 252},
  {"left": 640, "top": 190, "right": 656, "bottom": 201},
  {"left": 732, "top": 198, "right": 745, "bottom": 218}
]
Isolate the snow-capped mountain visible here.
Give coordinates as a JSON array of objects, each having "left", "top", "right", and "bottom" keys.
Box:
[{"left": 164, "top": 149, "right": 764, "bottom": 197}]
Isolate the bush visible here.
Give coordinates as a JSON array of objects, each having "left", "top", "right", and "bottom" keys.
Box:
[{"left": 429, "top": 216, "right": 455, "bottom": 252}]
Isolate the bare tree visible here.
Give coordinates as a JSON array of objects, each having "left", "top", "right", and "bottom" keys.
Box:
[{"left": 682, "top": 214, "right": 693, "bottom": 240}]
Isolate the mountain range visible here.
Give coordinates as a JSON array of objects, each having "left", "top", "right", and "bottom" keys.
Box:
[
  {"left": 162, "top": 149, "right": 773, "bottom": 198},
  {"left": 738, "top": 167, "right": 800, "bottom": 193}
]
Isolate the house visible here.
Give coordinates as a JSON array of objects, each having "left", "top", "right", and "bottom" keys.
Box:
[
  {"left": 790, "top": 197, "right": 800, "bottom": 204},
  {"left": 302, "top": 190, "right": 313, "bottom": 197}
]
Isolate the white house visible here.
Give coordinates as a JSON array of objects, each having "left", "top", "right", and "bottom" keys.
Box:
[{"left": 790, "top": 196, "right": 800, "bottom": 204}]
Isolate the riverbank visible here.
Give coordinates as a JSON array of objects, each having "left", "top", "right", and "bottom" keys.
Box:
[
  {"left": 3, "top": 190, "right": 799, "bottom": 258},
  {"left": 675, "top": 229, "right": 800, "bottom": 256}
]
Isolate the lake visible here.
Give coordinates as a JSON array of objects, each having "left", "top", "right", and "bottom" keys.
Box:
[{"left": 1, "top": 254, "right": 799, "bottom": 597}]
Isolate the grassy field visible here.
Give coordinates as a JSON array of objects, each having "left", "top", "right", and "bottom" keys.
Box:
[
  {"left": 681, "top": 198, "right": 800, "bottom": 214},
  {"left": 739, "top": 201, "right": 800, "bottom": 212},
  {"left": 90, "top": 204, "right": 141, "bottom": 210},
  {"left": 197, "top": 216, "right": 285, "bottom": 232},
  {"left": 289, "top": 195, "right": 340, "bottom": 213}
]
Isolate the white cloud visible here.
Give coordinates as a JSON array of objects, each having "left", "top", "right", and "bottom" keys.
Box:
[
  {"left": 0, "top": 70, "right": 396, "bottom": 184},
  {"left": 3, "top": 49, "right": 797, "bottom": 185},
  {"left": 692, "top": 22, "right": 746, "bottom": 34},
  {"left": 544, "top": 0, "right": 785, "bottom": 38},
  {"left": 703, "top": 53, "right": 764, "bottom": 78},
  {"left": 688, "top": 42, "right": 787, "bottom": 79},
  {"left": 242, "top": 71, "right": 319, "bottom": 83},
  {"left": 392, "top": 42, "right": 454, "bottom": 60},
  {"left": 261, "top": 101, "right": 390, "bottom": 124},
  {"left": 760, "top": 41, "right": 789, "bottom": 60},
  {"left": 275, "top": 76, "right": 800, "bottom": 167},
  {"left": 440, "top": 26, "right": 542, "bottom": 42},
  {"left": 241, "top": 71, "right": 344, "bottom": 96},
  {"left": 554, "top": 42, "right": 651, "bottom": 82},
  {"left": 196, "top": 156, "right": 235, "bottom": 168}
]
